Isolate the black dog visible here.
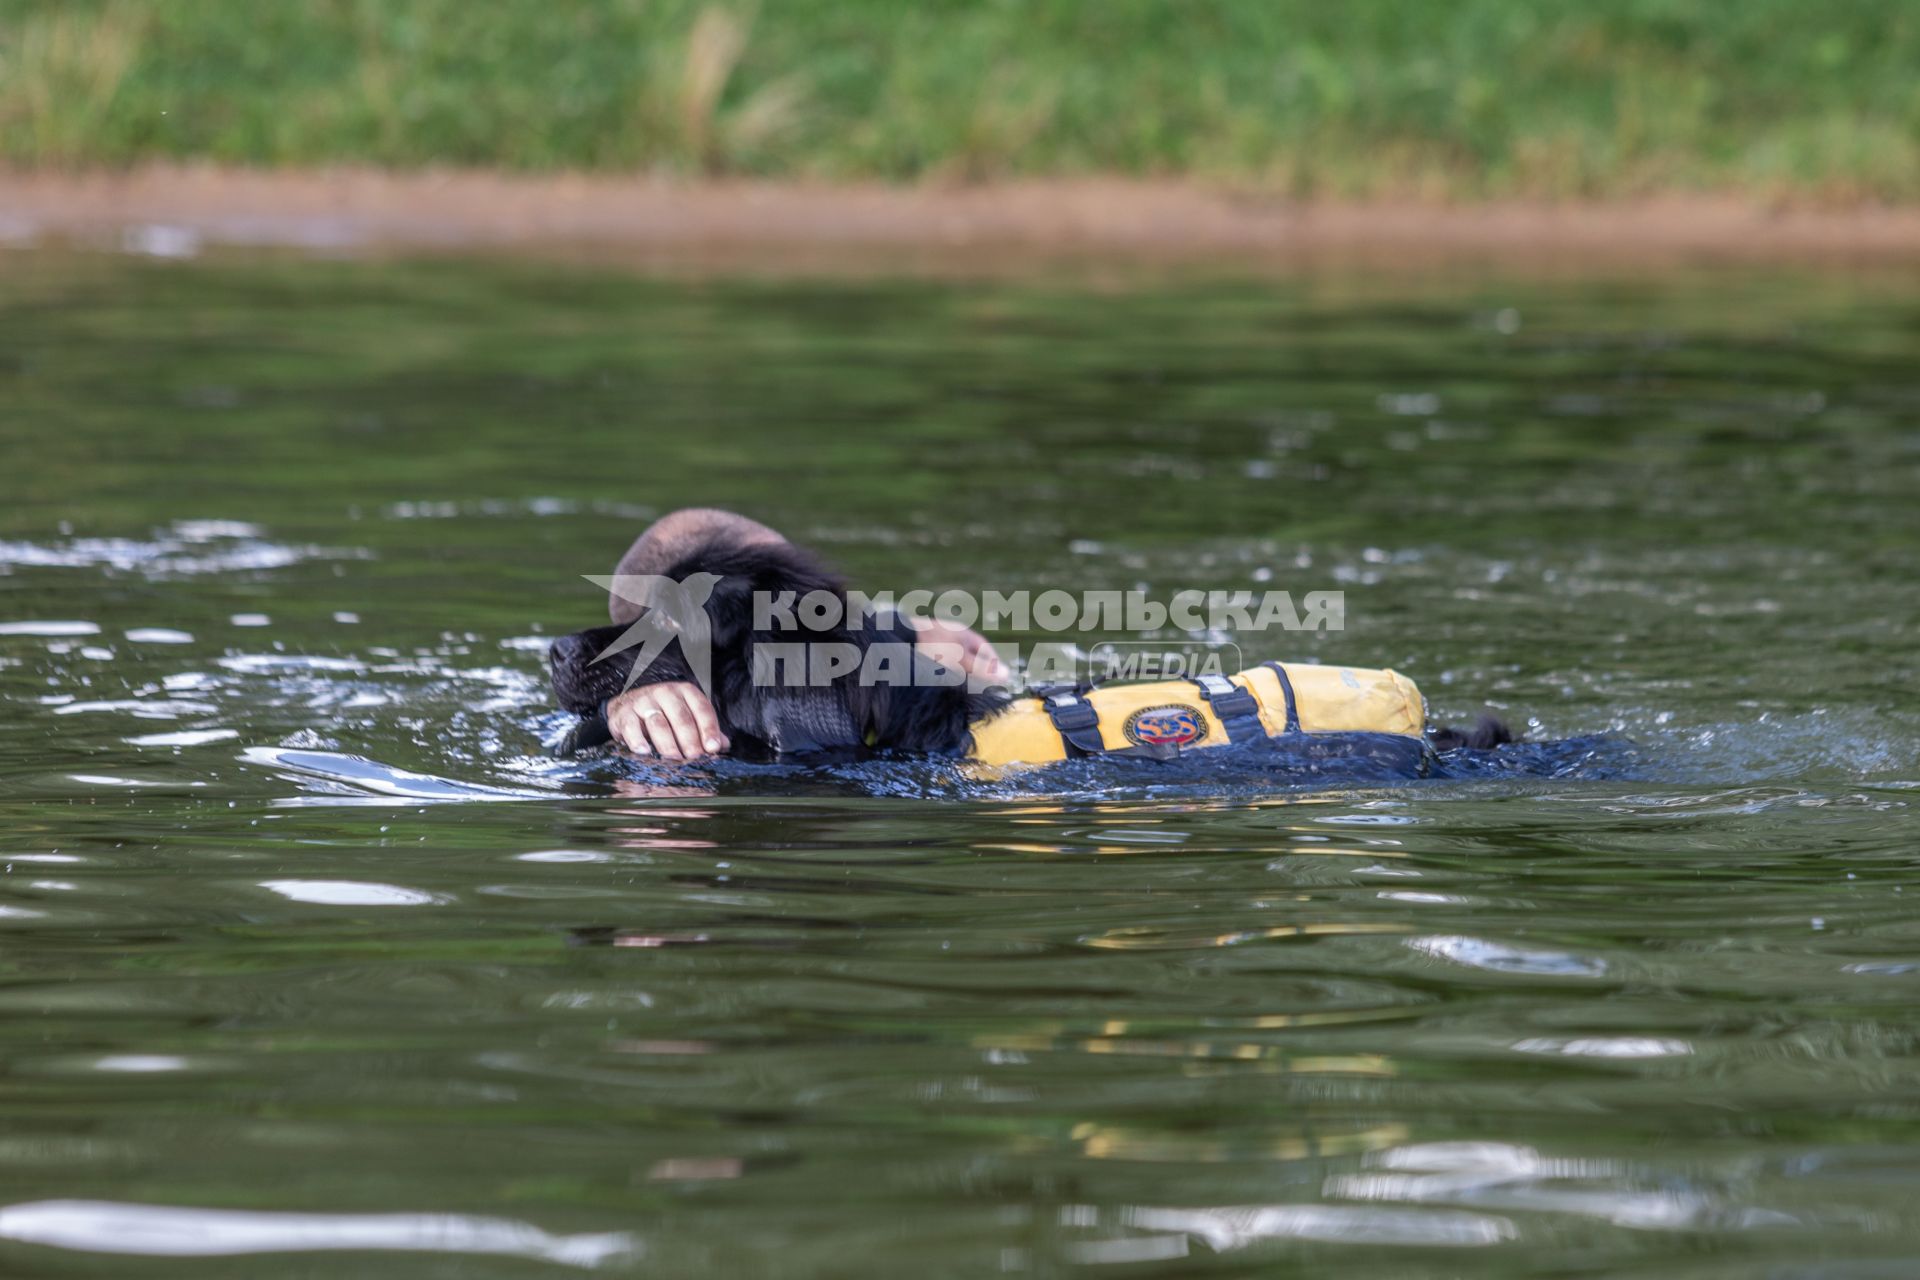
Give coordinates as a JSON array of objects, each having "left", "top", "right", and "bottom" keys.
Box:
[
  {"left": 1428, "top": 715, "right": 1514, "bottom": 752},
  {"left": 548, "top": 535, "right": 1512, "bottom": 761},
  {"left": 549, "top": 537, "right": 1010, "bottom": 759}
]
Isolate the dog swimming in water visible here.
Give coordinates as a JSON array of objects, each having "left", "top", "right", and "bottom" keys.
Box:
[{"left": 547, "top": 509, "right": 1519, "bottom": 773}]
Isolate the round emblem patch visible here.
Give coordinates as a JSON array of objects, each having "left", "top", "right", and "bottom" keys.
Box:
[{"left": 1122, "top": 704, "right": 1207, "bottom": 748}]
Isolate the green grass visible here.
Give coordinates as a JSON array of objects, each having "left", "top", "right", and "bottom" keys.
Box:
[{"left": 4, "top": 0, "right": 1920, "bottom": 197}]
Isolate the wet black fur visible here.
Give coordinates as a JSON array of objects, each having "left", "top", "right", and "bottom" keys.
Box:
[
  {"left": 548, "top": 537, "right": 1515, "bottom": 760},
  {"left": 548, "top": 537, "right": 1010, "bottom": 758},
  {"left": 1427, "top": 714, "right": 1516, "bottom": 752}
]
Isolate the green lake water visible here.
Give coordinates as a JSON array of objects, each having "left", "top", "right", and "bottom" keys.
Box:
[{"left": 1, "top": 251, "right": 1918, "bottom": 1277}]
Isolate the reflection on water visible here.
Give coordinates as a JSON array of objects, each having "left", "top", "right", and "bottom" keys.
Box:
[
  {"left": 1, "top": 254, "right": 1918, "bottom": 1275},
  {"left": 0, "top": 1201, "right": 639, "bottom": 1266}
]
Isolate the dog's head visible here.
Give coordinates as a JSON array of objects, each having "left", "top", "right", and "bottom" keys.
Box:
[
  {"left": 548, "top": 623, "right": 637, "bottom": 716},
  {"left": 548, "top": 536, "right": 1007, "bottom": 756}
]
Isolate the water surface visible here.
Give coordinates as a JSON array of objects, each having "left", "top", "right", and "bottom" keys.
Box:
[{"left": 2, "top": 253, "right": 1918, "bottom": 1276}]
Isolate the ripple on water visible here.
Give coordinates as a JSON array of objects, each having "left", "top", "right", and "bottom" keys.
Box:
[
  {"left": 126, "top": 729, "right": 240, "bottom": 747},
  {"left": 0, "top": 1201, "right": 638, "bottom": 1266},
  {"left": 0, "top": 521, "right": 369, "bottom": 577},
  {"left": 1065, "top": 1203, "right": 1516, "bottom": 1259},
  {"left": 1408, "top": 935, "right": 1608, "bottom": 978},
  {"left": 240, "top": 747, "right": 550, "bottom": 804},
  {"left": 53, "top": 699, "right": 218, "bottom": 720},
  {"left": 1328, "top": 1142, "right": 1803, "bottom": 1233},
  {"left": 0, "top": 621, "right": 100, "bottom": 637},
  {"left": 258, "top": 881, "right": 446, "bottom": 907}
]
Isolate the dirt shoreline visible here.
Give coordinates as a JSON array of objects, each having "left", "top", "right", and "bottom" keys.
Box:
[{"left": 6, "top": 166, "right": 1920, "bottom": 271}]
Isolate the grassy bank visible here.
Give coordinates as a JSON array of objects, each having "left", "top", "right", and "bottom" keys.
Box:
[{"left": 4, "top": 0, "right": 1919, "bottom": 198}]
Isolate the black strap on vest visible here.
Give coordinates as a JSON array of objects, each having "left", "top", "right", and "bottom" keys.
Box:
[
  {"left": 1189, "top": 673, "right": 1266, "bottom": 744},
  {"left": 1261, "top": 661, "right": 1303, "bottom": 733},
  {"left": 1040, "top": 690, "right": 1185, "bottom": 761},
  {"left": 1043, "top": 691, "right": 1107, "bottom": 758}
]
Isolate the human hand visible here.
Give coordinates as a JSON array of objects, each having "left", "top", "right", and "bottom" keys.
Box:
[
  {"left": 914, "top": 618, "right": 1010, "bottom": 685},
  {"left": 605, "top": 682, "right": 730, "bottom": 760}
]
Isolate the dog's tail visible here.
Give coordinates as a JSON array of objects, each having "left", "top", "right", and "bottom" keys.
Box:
[{"left": 1429, "top": 714, "right": 1516, "bottom": 752}]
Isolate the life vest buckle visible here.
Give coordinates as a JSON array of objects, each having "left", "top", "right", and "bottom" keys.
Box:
[
  {"left": 1042, "top": 692, "right": 1106, "bottom": 757},
  {"left": 1046, "top": 697, "right": 1098, "bottom": 733},
  {"left": 1193, "top": 674, "right": 1259, "bottom": 721},
  {"left": 1188, "top": 672, "right": 1265, "bottom": 744}
]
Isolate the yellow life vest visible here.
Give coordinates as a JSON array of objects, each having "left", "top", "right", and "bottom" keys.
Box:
[{"left": 965, "top": 662, "right": 1426, "bottom": 767}]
